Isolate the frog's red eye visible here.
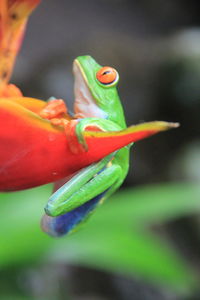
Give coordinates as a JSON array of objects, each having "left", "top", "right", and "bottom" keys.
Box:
[{"left": 96, "top": 66, "right": 119, "bottom": 86}]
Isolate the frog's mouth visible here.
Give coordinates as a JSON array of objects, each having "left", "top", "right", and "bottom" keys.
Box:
[{"left": 73, "top": 60, "right": 107, "bottom": 119}]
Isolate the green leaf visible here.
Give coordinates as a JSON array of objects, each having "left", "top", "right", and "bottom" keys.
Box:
[
  {"left": 0, "top": 185, "right": 53, "bottom": 267},
  {"left": 46, "top": 183, "right": 200, "bottom": 294},
  {"left": 1, "top": 183, "right": 200, "bottom": 294},
  {"left": 91, "top": 183, "right": 200, "bottom": 226}
]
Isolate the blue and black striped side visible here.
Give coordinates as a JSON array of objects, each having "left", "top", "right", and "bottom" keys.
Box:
[{"left": 41, "top": 191, "right": 107, "bottom": 237}]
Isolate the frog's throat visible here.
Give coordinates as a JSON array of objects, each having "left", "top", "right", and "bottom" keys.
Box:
[{"left": 73, "top": 60, "right": 107, "bottom": 119}]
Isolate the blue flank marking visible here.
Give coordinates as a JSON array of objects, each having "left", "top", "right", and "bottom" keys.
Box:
[
  {"left": 45, "top": 164, "right": 112, "bottom": 237},
  {"left": 49, "top": 190, "right": 107, "bottom": 237}
]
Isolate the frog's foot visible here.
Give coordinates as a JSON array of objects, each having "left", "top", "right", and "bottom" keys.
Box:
[
  {"left": 63, "top": 119, "right": 100, "bottom": 154},
  {"left": 39, "top": 99, "right": 68, "bottom": 120},
  {"left": 62, "top": 118, "right": 105, "bottom": 154},
  {"left": 75, "top": 121, "right": 104, "bottom": 151},
  {"left": 65, "top": 117, "right": 122, "bottom": 155}
]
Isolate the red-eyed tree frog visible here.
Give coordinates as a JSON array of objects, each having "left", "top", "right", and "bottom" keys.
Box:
[
  {"left": 0, "top": 0, "right": 178, "bottom": 237},
  {"left": 40, "top": 55, "right": 179, "bottom": 237}
]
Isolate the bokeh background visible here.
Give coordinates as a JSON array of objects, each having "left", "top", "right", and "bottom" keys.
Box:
[{"left": 1, "top": 0, "right": 200, "bottom": 299}]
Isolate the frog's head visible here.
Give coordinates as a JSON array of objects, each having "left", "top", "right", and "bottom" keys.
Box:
[{"left": 73, "top": 55, "right": 126, "bottom": 128}]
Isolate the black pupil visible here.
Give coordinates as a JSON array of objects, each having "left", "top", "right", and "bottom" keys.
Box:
[{"left": 102, "top": 70, "right": 111, "bottom": 76}]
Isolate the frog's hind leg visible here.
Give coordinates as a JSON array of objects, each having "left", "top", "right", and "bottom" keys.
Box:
[
  {"left": 45, "top": 153, "right": 121, "bottom": 217},
  {"left": 41, "top": 153, "right": 122, "bottom": 237},
  {"left": 41, "top": 190, "right": 107, "bottom": 237}
]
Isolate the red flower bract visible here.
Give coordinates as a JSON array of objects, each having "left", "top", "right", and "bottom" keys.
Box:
[{"left": 0, "top": 96, "right": 177, "bottom": 191}]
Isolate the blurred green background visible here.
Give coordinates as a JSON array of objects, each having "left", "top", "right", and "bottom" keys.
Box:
[{"left": 1, "top": 0, "right": 200, "bottom": 299}]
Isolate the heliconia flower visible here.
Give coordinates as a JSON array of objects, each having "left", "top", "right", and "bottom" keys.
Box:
[
  {"left": 0, "top": 0, "right": 40, "bottom": 95},
  {"left": 0, "top": 0, "right": 178, "bottom": 193}
]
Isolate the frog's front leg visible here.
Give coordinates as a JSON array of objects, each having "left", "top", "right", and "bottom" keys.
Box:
[
  {"left": 64, "top": 117, "right": 123, "bottom": 154},
  {"left": 45, "top": 152, "right": 121, "bottom": 217}
]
